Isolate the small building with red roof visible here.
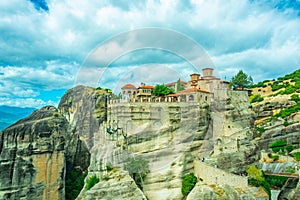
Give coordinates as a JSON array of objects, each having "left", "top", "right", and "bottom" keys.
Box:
[
  {"left": 136, "top": 83, "right": 155, "bottom": 102},
  {"left": 121, "top": 84, "right": 137, "bottom": 101}
]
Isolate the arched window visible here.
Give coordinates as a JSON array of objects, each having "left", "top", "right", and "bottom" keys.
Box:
[{"left": 189, "top": 95, "right": 194, "bottom": 102}]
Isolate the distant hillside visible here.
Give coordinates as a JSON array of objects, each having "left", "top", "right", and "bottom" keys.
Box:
[
  {"left": 250, "top": 69, "right": 300, "bottom": 98},
  {"left": 0, "top": 106, "right": 35, "bottom": 130},
  {"left": 249, "top": 69, "right": 300, "bottom": 124}
]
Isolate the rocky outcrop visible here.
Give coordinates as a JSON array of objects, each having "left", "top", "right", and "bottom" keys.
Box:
[
  {"left": 78, "top": 169, "right": 146, "bottom": 200},
  {"left": 58, "top": 85, "right": 107, "bottom": 150},
  {"left": 0, "top": 86, "right": 108, "bottom": 200},
  {"left": 186, "top": 182, "right": 264, "bottom": 200},
  {"left": 256, "top": 112, "right": 300, "bottom": 150},
  {"left": 58, "top": 86, "right": 107, "bottom": 196},
  {"left": 251, "top": 96, "right": 296, "bottom": 124},
  {"left": 0, "top": 106, "right": 68, "bottom": 200}
]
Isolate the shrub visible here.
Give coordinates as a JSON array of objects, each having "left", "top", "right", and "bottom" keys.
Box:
[
  {"left": 293, "top": 152, "right": 300, "bottom": 161},
  {"left": 283, "top": 120, "right": 289, "bottom": 127},
  {"left": 265, "top": 175, "right": 288, "bottom": 188},
  {"left": 247, "top": 165, "right": 271, "bottom": 196},
  {"left": 106, "top": 162, "right": 113, "bottom": 171},
  {"left": 255, "top": 126, "right": 265, "bottom": 136},
  {"left": 272, "top": 102, "right": 300, "bottom": 120},
  {"left": 181, "top": 173, "right": 197, "bottom": 196},
  {"left": 250, "top": 94, "right": 264, "bottom": 103},
  {"left": 286, "top": 144, "right": 296, "bottom": 153},
  {"left": 271, "top": 155, "right": 279, "bottom": 161},
  {"left": 291, "top": 94, "right": 300, "bottom": 103},
  {"left": 124, "top": 156, "right": 150, "bottom": 190},
  {"left": 271, "top": 83, "right": 284, "bottom": 91},
  {"left": 269, "top": 140, "right": 287, "bottom": 153},
  {"left": 85, "top": 174, "right": 99, "bottom": 190},
  {"left": 281, "top": 85, "right": 296, "bottom": 94}
]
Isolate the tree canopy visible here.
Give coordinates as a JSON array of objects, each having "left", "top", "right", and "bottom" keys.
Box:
[
  {"left": 176, "top": 79, "right": 185, "bottom": 92},
  {"left": 230, "top": 70, "right": 253, "bottom": 89},
  {"left": 153, "top": 84, "right": 174, "bottom": 96}
]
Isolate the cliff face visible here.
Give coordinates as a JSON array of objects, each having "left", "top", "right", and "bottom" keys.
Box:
[
  {"left": 2, "top": 83, "right": 297, "bottom": 200},
  {"left": 82, "top": 90, "right": 258, "bottom": 199},
  {"left": 0, "top": 86, "right": 107, "bottom": 200},
  {"left": 77, "top": 169, "right": 147, "bottom": 200},
  {"left": 0, "top": 106, "right": 68, "bottom": 200}
]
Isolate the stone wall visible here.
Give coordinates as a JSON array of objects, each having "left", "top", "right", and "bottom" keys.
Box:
[{"left": 194, "top": 160, "right": 248, "bottom": 188}]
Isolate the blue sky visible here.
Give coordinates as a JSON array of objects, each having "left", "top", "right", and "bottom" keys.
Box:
[{"left": 0, "top": 0, "right": 299, "bottom": 108}]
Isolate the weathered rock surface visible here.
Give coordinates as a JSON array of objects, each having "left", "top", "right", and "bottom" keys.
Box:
[
  {"left": 252, "top": 96, "right": 296, "bottom": 124},
  {"left": 0, "top": 106, "right": 68, "bottom": 200},
  {"left": 78, "top": 169, "right": 146, "bottom": 200},
  {"left": 186, "top": 182, "right": 259, "bottom": 200},
  {"left": 0, "top": 86, "right": 107, "bottom": 200},
  {"left": 83, "top": 90, "right": 259, "bottom": 199}
]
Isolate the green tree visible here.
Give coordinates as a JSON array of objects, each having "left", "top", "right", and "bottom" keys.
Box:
[
  {"left": 247, "top": 165, "right": 264, "bottom": 183},
  {"left": 124, "top": 156, "right": 150, "bottom": 189},
  {"left": 230, "top": 70, "right": 253, "bottom": 89},
  {"left": 153, "top": 84, "right": 174, "bottom": 97},
  {"left": 176, "top": 78, "right": 184, "bottom": 92}
]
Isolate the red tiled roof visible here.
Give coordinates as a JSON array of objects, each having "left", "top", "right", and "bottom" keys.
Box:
[
  {"left": 167, "top": 88, "right": 211, "bottom": 96},
  {"left": 139, "top": 85, "right": 155, "bottom": 89},
  {"left": 178, "top": 88, "right": 210, "bottom": 94},
  {"left": 165, "top": 80, "right": 188, "bottom": 87},
  {"left": 121, "top": 84, "right": 136, "bottom": 89}
]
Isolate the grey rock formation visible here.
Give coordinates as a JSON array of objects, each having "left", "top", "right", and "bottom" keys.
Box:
[
  {"left": 0, "top": 86, "right": 107, "bottom": 200},
  {"left": 0, "top": 106, "right": 68, "bottom": 200},
  {"left": 78, "top": 169, "right": 146, "bottom": 200}
]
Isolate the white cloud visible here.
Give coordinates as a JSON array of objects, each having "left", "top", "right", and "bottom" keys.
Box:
[
  {"left": 0, "top": 0, "right": 299, "bottom": 107},
  {"left": 0, "top": 97, "right": 57, "bottom": 108}
]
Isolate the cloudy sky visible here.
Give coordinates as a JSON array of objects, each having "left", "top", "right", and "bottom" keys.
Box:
[{"left": 0, "top": 0, "right": 299, "bottom": 108}]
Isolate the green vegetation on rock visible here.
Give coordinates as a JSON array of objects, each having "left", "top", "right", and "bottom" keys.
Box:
[
  {"left": 269, "top": 140, "right": 287, "bottom": 153},
  {"left": 249, "top": 81, "right": 267, "bottom": 88},
  {"left": 293, "top": 152, "right": 300, "bottom": 161},
  {"left": 247, "top": 165, "right": 271, "bottom": 196},
  {"left": 85, "top": 174, "right": 99, "bottom": 190},
  {"left": 153, "top": 84, "right": 174, "bottom": 97},
  {"left": 250, "top": 94, "right": 264, "bottom": 103},
  {"left": 272, "top": 102, "right": 300, "bottom": 120},
  {"left": 269, "top": 140, "right": 296, "bottom": 155},
  {"left": 265, "top": 175, "right": 288, "bottom": 188},
  {"left": 230, "top": 70, "right": 253, "bottom": 89},
  {"left": 181, "top": 173, "right": 197, "bottom": 196},
  {"left": 291, "top": 94, "right": 300, "bottom": 103},
  {"left": 65, "top": 171, "right": 87, "bottom": 200},
  {"left": 124, "top": 156, "right": 150, "bottom": 190},
  {"left": 106, "top": 162, "right": 113, "bottom": 171}
]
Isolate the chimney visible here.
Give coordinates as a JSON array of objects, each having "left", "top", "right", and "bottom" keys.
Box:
[{"left": 202, "top": 68, "right": 214, "bottom": 77}]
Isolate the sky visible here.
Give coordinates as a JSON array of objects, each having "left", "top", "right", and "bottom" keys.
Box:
[{"left": 0, "top": 0, "right": 299, "bottom": 108}]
